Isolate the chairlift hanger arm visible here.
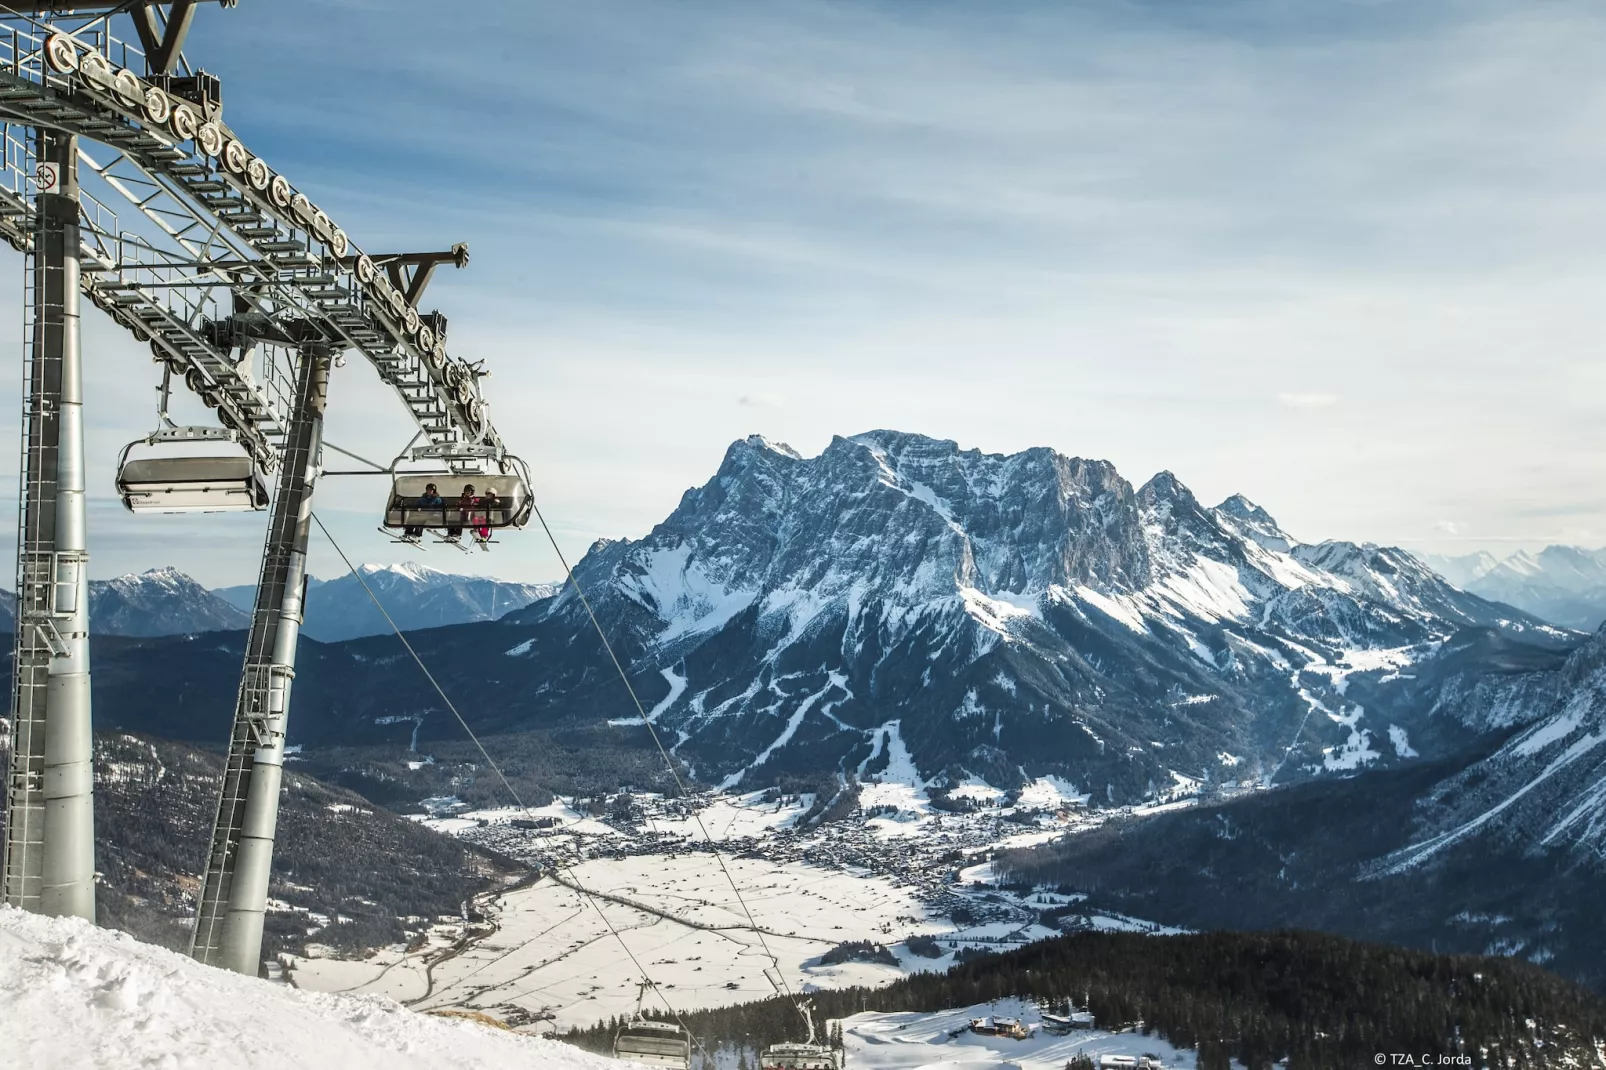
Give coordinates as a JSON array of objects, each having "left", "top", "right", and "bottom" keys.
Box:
[{"left": 320, "top": 439, "right": 389, "bottom": 476}]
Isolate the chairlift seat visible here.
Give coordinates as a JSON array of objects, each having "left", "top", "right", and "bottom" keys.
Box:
[
  {"left": 382, "top": 472, "right": 532, "bottom": 532},
  {"left": 613, "top": 1019, "right": 692, "bottom": 1069},
  {"left": 117, "top": 455, "right": 269, "bottom": 513}
]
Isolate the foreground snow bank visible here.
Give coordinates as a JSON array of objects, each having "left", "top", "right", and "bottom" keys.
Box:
[{"left": 0, "top": 906, "right": 617, "bottom": 1070}]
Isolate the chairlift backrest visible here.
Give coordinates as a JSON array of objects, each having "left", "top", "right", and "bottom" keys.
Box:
[
  {"left": 383, "top": 472, "right": 532, "bottom": 531},
  {"left": 117, "top": 454, "right": 269, "bottom": 514}
]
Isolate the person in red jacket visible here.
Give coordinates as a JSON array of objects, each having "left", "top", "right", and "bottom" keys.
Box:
[
  {"left": 474, "top": 487, "right": 501, "bottom": 543},
  {"left": 446, "top": 483, "right": 477, "bottom": 540}
]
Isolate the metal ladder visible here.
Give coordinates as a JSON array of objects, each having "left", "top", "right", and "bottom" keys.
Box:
[{"left": 1, "top": 238, "right": 48, "bottom": 910}]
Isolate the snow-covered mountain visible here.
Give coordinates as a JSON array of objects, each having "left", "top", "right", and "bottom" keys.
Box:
[
  {"left": 0, "top": 567, "right": 249, "bottom": 637},
  {"left": 1420, "top": 546, "right": 1606, "bottom": 631},
  {"left": 1002, "top": 620, "right": 1606, "bottom": 988},
  {"left": 483, "top": 431, "right": 1563, "bottom": 802},
  {"left": 214, "top": 564, "right": 557, "bottom": 642},
  {"left": 89, "top": 567, "right": 252, "bottom": 637},
  {"left": 1376, "top": 623, "right": 1606, "bottom": 872}
]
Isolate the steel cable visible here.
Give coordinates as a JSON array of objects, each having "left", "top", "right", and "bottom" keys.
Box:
[{"left": 310, "top": 511, "right": 712, "bottom": 1063}]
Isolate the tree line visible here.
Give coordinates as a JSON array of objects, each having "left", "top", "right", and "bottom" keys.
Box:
[{"left": 561, "top": 929, "right": 1606, "bottom": 1069}]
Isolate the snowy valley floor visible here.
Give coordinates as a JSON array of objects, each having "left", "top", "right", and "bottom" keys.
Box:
[{"left": 285, "top": 782, "right": 1183, "bottom": 1028}]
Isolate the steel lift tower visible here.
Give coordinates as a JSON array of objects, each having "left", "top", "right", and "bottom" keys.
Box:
[
  {"left": 3, "top": 120, "right": 92, "bottom": 919},
  {"left": 0, "top": 3, "right": 525, "bottom": 974},
  {"left": 0, "top": 0, "right": 232, "bottom": 924}
]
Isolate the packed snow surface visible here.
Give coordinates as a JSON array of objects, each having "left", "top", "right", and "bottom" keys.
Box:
[{"left": 0, "top": 906, "right": 616, "bottom": 1070}]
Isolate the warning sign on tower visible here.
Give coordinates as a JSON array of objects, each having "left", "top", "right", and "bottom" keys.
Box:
[{"left": 34, "top": 162, "right": 60, "bottom": 194}]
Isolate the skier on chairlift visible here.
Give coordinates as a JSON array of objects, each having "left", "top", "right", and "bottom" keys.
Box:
[
  {"left": 446, "top": 483, "right": 477, "bottom": 541},
  {"left": 405, "top": 481, "right": 442, "bottom": 540},
  {"left": 474, "top": 487, "right": 501, "bottom": 545}
]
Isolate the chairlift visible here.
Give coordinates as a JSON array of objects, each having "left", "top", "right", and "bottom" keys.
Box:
[
  {"left": 116, "top": 428, "right": 269, "bottom": 514},
  {"left": 115, "top": 364, "right": 270, "bottom": 514},
  {"left": 380, "top": 445, "right": 533, "bottom": 550},
  {"left": 760, "top": 1001, "right": 843, "bottom": 1070},
  {"left": 613, "top": 981, "right": 692, "bottom": 1069}
]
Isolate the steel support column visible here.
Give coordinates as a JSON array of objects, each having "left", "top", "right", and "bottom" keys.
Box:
[
  {"left": 2, "top": 130, "right": 95, "bottom": 920},
  {"left": 190, "top": 345, "right": 330, "bottom": 974}
]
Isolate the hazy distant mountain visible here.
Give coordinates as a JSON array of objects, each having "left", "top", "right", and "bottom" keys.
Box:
[
  {"left": 1421, "top": 546, "right": 1606, "bottom": 630},
  {"left": 215, "top": 563, "right": 557, "bottom": 642},
  {"left": 0, "top": 567, "right": 248, "bottom": 637},
  {"left": 90, "top": 568, "right": 252, "bottom": 637}
]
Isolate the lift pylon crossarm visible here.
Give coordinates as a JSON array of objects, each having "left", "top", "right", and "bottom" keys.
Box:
[{"left": 371, "top": 243, "right": 469, "bottom": 307}]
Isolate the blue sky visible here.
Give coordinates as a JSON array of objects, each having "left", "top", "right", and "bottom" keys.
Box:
[{"left": 8, "top": 0, "right": 1606, "bottom": 587}]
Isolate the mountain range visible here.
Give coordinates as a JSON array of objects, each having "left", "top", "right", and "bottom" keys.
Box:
[
  {"left": 214, "top": 563, "right": 557, "bottom": 642},
  {"left": 1421, "top": 546, "right": 1606, "bottom": 631},
  {"left": 0, "top": 564, "right": 555, "bottom": 641},
  {"left": 485, "top": 431, "right": 1567, "bottom": 799},
  {"left": 5, "top": 428, "right": 1603, "bottom": 991},
  {"left": 74, "top": 432, "right": 1571, "bottom": 801},
  {"left": 0, "top": 567, "right": 248, "bottom": 638}
]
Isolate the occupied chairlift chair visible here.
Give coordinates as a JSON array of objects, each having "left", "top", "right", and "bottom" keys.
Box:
[
  {"left": 115, "top": 368, "right": 269, "bottom": 514},
  {"left": 380, "top": 448, "right": 533, "bottom": 551},
  {"left": 612, "top": 981, "right": 693, "bottom": 1069}
]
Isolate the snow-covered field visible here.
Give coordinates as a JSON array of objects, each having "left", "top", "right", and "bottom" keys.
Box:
[
  {"left": 277, "top": 766, "right": 1190, "bottom": 1034},
  {"left": 0, "top": 904, "right": 1210, "bottom": 1070},
  {"left": 0, "top": 906, "right": 616, "bottom": 1070},
  {"left": 841, "top": 999, "right": 1197, "bottom": 1070},
  {"left": 291, "top": 854, "right": 975, "bottom": 1027}
]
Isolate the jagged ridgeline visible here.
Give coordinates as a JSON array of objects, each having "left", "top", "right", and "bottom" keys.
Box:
[
  {"left": 72, "top": 431, "right": 1571, "bottom": 801},
  {"left": 562, "top": 930, "right": 1606, "bottom": 1070},
  {"left": 484, "top": 430, "right": 1566, "bottom": 797}
]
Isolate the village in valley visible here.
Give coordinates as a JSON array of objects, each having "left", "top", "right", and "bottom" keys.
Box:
[{"left": 272, "top": 769, "right": 1201, "bottom": 1069}]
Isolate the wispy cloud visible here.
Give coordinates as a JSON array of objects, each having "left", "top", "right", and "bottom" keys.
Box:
[{"left": 1278, "top": 393, "right": 1340, "bottom": 409}]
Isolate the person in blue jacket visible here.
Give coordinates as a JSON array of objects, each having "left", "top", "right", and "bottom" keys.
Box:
[{"left": 406, "top": 482, "right": 442, "bottom": 539}]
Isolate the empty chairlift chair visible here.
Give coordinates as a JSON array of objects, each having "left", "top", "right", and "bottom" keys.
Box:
[
  {"left": 115, "top": 440, "right": 269, "bottom": 514},
  {"left": 613, "top": 1018, "right": 693, "bottom": 1068},
  {"left": 613, "top": 982, "right": 692, "bottom": 1069},
  {"left": 760, "top": 1001, "right": 842, "bottom": 1070}
]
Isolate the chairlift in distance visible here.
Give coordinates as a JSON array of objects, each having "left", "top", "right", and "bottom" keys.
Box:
[
  {"left": 760, "top": 1000, "right": 842, "bottom": 1070},
  {"left": 115, "top": 367, "right": 269, "bottom": 514},
  {"left": 378, "top": 440, "right": 532, "bottom": 552},
  {"left": 612, "top": 980, "right": 692, "bottom": 1069}
]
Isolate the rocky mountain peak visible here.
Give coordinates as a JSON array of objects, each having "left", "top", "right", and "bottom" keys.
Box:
[
  {"left": 1213, "top": 494, "right": 1294, "bottom": 553},
  {"left": 740, "top": 433, "right": 802, "bottom": 459}
]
